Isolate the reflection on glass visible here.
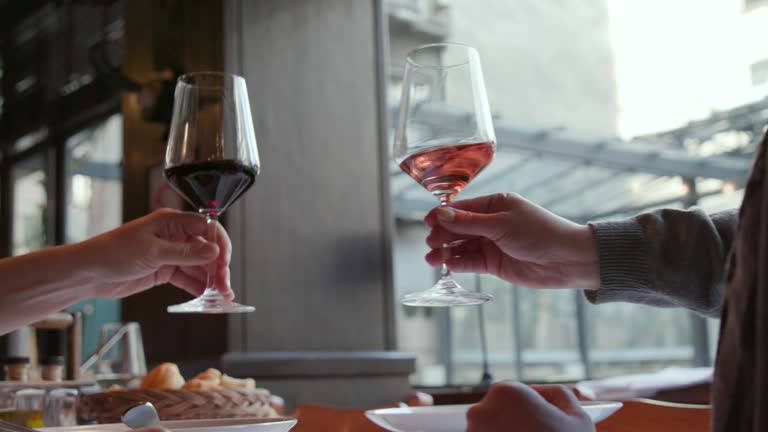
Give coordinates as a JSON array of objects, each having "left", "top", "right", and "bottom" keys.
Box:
[{"left": 12, "top": 156, "right": 47, "bottom": 255}]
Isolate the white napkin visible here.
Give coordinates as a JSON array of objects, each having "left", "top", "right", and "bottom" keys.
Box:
[{"left": 575, "top": 366, "right": 713, "bottom": 401}]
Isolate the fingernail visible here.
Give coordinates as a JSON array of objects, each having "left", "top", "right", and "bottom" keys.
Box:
[{"left": 437, "top": 207, "right": 455, "bottom": 222}]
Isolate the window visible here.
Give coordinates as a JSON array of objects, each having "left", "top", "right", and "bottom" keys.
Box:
[
  {"left": 387, "top": 0, "right": 765, "bottom": 386},
  {"left": 65, "top": 114, "right": 123, "bottom": 244},
  {"left": 64, "top": 114, "right": 124, "bottom": 358},
  {"left": 12, "top": 154, "right": 48, "bottom": 255},
  {"left": 0, "top": 0, "right": 125, "bottom": 359},
  {"left": 745, "top": 0, "right": 768, "bottom": 12},
  {"left": 751, "top": 58, "right": 768, "bottom": 87}
]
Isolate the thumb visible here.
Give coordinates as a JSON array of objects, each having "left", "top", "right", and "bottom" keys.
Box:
[
  {"left": 532, "top": 385, "right": 583, "bottom": 416},
  {"left": 435, "top": 206, "right": 509, "bottom": 240},
  {"left": 153, "top": 238, "right": 219, "bottom": 266}
]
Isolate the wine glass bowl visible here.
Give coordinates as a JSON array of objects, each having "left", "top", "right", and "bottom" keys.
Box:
[
  {"left": 395, "top": 43, "right": 496, "bottom": 307},
  {"left": 164, "top": 72, "right": 259, "bottom": 313},
  {"left": 397, "top": 141, "right": 495, "bottom": 202}
]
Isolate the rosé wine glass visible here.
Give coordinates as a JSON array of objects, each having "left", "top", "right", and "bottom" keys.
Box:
[{"left": 394, "top": 43, "right": 496, "bottom": 307}]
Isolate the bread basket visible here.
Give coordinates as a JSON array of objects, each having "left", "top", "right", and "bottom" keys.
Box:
[{"left": 79, "top": 387, "right": 275, "bottom": 423}]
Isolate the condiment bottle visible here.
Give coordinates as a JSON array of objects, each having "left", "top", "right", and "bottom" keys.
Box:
[
  {"left": 12, "top": 389, "right": 44, "bottom": 428},
  {"left": 3, "top": 357, "right": 30, "bottom": 382},
  {"left": 0, "top": 389, "right": 15, "bottom": 422},
  {"left": 41, "top": 356, "right": 65, "bottom": 382}
]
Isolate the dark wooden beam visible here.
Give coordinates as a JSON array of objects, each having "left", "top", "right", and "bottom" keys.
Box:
[{"left": 121, "top": 0, "right": 227, "bottom": 366}]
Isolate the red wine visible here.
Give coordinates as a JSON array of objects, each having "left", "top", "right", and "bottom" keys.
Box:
[
  {"left": 399, "top": 141, "right": 494, "bottom": 199},
  {"left": 164, "top": 160, "right": 257, "bottom": 213}
]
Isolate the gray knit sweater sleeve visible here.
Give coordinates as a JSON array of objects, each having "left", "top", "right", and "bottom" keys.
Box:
[{"left": 586, "top": 208, "right": 738, "bottom": 318}]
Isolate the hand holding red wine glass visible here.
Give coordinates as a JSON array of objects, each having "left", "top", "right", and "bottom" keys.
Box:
[
  {"left": 395, "top": 43, "right": 496, "bottom": 306},
  {"left": 164, "top": 72, "right": 259, "bottom": 313}
]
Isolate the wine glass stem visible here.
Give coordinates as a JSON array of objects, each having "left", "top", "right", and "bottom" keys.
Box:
[
  {"left": 439, "top": 197, "right": 452, "bottom": 279},
  {"left": 202, "top": 212, "right": 221, "bottom": 299}
]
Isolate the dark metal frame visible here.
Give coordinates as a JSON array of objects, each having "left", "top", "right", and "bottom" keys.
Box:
[{"left": 374, "top": 0, "right": 398, "bottom": 351}]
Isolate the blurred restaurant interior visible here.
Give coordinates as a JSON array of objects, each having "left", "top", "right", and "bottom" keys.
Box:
[{"left": 0, "top": 0, "right": 767, "bottom": 426}]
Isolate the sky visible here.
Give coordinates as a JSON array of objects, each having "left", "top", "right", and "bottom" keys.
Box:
[{"left": 606, "top": 0, "right": 768, "bottom": 138}]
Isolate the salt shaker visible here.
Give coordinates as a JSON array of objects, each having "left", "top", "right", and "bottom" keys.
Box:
[{"left": 44, "top": 388, "right": 78, "bottom": 427}]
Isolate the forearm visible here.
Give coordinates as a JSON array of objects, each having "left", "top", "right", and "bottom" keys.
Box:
[
  {"left": 586, "top": 208, "right": 738, "bottom": 318},
  {"left": 0, "top": 243, "right": 97, "bottom": 335}
]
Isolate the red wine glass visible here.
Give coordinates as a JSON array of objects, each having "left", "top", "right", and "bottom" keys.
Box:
[
  {"left": 164, "top": 72, "right": 259, "bottom": 313},
  {"left": 394, "top": 43, "right": 496, "bottom": 306}
]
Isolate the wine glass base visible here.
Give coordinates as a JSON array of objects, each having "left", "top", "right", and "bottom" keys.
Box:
[
  {"left": 401, "top": 276, "right": 495, "bottom": 307},
  {"left": 167, "top": 296, "right": 255, "bottom": 314}
]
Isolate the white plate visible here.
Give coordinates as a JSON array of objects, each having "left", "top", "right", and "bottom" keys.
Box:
[
  {"left": 39, "top": 417, "right": 298, "bottom": 432},
  {"left": 365, "top": 401, "right": 622, "bottom": 432}
]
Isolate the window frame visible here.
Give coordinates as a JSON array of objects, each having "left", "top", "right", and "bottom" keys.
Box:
[
  {"left": 0, "top": 97, "right": 120, "bottom": 256},
  {"left": 0, "top": 0, "right": 123, "bottom": 257}
]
